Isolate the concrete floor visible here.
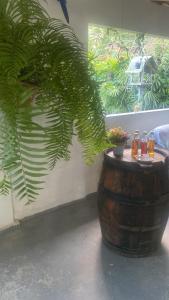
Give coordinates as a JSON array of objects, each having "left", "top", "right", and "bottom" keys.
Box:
[{"left": 0, "top": 195, "right": 169, "bottom": 300}]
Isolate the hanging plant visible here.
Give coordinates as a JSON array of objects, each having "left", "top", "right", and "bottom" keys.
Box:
[{"left": 0, "top": 0, "right": 107, "bottom": 203}]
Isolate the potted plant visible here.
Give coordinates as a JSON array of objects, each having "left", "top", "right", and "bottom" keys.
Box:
[
  {"left": 0, "top": 0, "right": 107, "bottom": 203},
  {"left": 107, "top": 127, "right": 128, "bottom": 158}
]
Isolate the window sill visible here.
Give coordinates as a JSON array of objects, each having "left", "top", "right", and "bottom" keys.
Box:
[{"left": 106, "top": 108, "right": 169, "bottom": 119}]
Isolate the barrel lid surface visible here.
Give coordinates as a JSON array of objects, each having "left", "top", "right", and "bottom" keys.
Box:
[{"left": 106, "top": 148, "right": 167, "bottom": 168}]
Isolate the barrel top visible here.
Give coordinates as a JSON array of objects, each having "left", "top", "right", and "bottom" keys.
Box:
[{"left": 106, "top": 148, "right": 167, "bottom": 168}]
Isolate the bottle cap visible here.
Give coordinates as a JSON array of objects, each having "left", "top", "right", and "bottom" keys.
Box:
[{"left": 134, "top": 131, "right": 140, "bottom": 138}]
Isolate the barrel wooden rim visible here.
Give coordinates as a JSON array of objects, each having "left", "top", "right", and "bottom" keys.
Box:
[
  {"left": 104, "top": 147, "right": 169, "bottom": 171},
  {"left": 100, "top": 186, "right": 169, "bottom": 206}
]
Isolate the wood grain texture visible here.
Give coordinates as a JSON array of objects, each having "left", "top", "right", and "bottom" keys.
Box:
[{"left": 98, "top": 148, "right": 169, "bottom": 257}]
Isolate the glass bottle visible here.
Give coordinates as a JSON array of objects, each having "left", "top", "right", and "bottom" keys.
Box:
[
  {"left": 131, "top": 132, "right": 139, "bottom": 158},
  {"left": 148, "top": 131, "right": 155, "bottom": 158},
  {"left": 141, "top": 131, "right": 148, "bottom": 155},
  {"left": 135, "top": 130, "right": 140, "bottom": 149}
]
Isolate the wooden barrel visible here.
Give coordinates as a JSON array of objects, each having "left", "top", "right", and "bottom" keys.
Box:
[{"left": 98, "top": 148, "right": 169, "bottom": 257}]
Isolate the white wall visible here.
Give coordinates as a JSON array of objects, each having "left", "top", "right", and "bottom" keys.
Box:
[
  {"left": 0, "top": 194, "right": 15, "bottom": 230},
  {"left": 13, "top": 138, "right": 103, "bottom": 220},
  {"left": 2, "top": 0, "right": 169, "bottom": 226},
  {"left": 106, "top": 109, "right": 169, "bottom": 133}
]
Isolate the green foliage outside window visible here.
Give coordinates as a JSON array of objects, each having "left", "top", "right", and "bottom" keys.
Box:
[{"left": 89, "top": 24, "right": 169, "bottom": 114}]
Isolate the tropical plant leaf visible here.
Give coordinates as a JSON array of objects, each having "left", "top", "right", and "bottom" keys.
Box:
[{"left": 0, "top": 0, "right": 107, "bottom": 201}]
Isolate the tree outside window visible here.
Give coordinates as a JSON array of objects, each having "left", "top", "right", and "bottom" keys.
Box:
[{"left": 89, "top": 25, "right": 169, "bottom": 114}]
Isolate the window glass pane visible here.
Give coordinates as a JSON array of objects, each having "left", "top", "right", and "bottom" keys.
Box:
[{"left": 88, "top": 24, "right": 169, "bottom": 115}]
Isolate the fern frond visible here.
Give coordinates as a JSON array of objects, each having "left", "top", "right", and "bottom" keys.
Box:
[
  {"left": 0, "top": 0, "right": 107, "bottom": 201},
  {"left": 0, "top": 177, "right": 11, "bottom": 196},
  {"left": 46, "top": 100, "right": 73, "bottom": 169},
  {"left": 10, "top": 116, "right": 47, "bottom": 202}
]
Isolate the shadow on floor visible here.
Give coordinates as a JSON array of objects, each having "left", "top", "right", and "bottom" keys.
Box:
[
  {"left": 99, "top": 241, "right": 169, "bottom": 300},
  {"left": 0, "top": 194, "right": 168, "bottom": 300}
]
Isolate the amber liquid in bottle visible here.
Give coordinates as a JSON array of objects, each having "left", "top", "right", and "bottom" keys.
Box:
[
  {"left": 148, "top": 132, "right": 155, "bottom": 158},
  {"left": 141, "top": 131, "right": 148, "bottom": 155},
  {"left": 148, "top": 139, "right": 155, "bottom": 158},
  {"left": 131, "top": 133, "right": 139, "bottom": 158},
  {"left": 141, "top": 142, "right": 147, "bottom": 155}
]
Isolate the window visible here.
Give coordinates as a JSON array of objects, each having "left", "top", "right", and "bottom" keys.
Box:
[{"left": 89, "top": 24, "right": 169, "bottom": 115}]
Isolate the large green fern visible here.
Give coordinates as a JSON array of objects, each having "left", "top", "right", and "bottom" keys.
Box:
[{"left": 0, "top": 0, "right": 107, "bottom": 203}]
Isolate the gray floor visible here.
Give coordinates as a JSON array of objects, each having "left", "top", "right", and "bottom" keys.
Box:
[{"left": 0, "top": 195, "right": 169, "bottom": 300}]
